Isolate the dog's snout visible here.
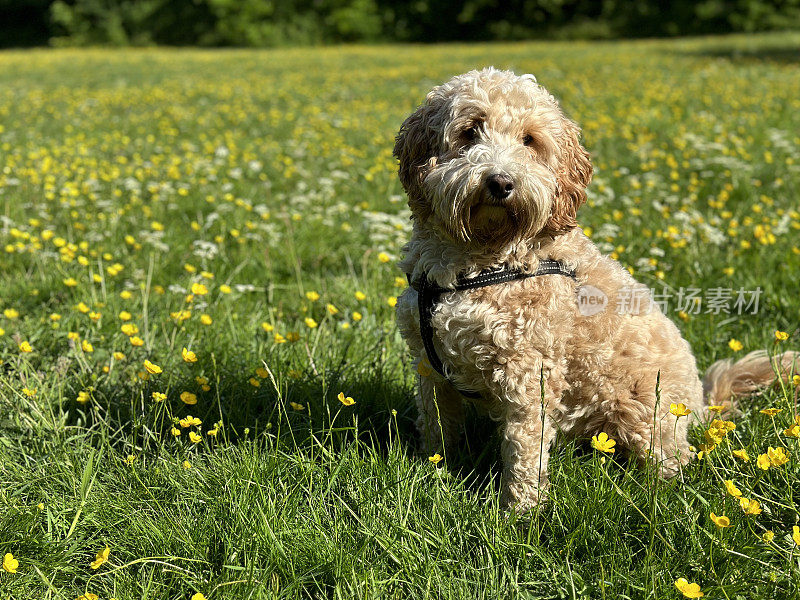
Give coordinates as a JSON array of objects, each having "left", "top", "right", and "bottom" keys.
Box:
[{"left": 486, "top": 174, "right": 514, "bottom": 200}]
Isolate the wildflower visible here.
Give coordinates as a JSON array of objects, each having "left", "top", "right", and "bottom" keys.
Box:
[
  {"left": 113, "top": 351, "right": 126, "bottom": 361},
  {"left": 707, "top": 405, "right": 724, "bottom": 413},
  {"left": 180, "top": 391, "right": 197, "bottom": 405},
  {"left": 152, "top": 392, "right": 166, "bottom": 402},
  {"left": 19, "top": 341, "right": 33, "bottom": 353},
  {"left": 181, "top": 347, "right": 197, "bottom": 363},
  {"left": 354, "top": 290, "right": 366, "bottom": 301},
  {"left": 669, "top": 403, "right": 691, "bottom": 417},
  {"left": 793, "top": 526, "right": 800, "bottom": 546},
  {"left": 200, "top": 314, "right": 212, "bottom": 325},
  {"left": 674, "top": 579, "right": 702, "bottom": 598},
  {"left": 732, "top": 448, "right": 749, "bottom": 462},
  {"left": 760, "top": 407, "right": 781, "bottom": 416},
  {"left": 429, "top": 453, "right": 443, "bottom": 464},
  {"left": 182, "top": 460, "right": 191, "bottom": 469},
  {"left": 81, "top": 339, "right": 94, "bottom": 353},
  {"left": 767, "top": 446, "right": 789, "bottom": 467},
  {"left": 261, "top": 322, "right": 274, "bottom": 332},
  {"left": 762, "top": 530, "right": 774, "bottom": 543},
  {"left": 709, "top": 513, "right": 730, "bottom": 528},
  {"left": 387, "top": 296, "right": 397, "bottom": 307},
  {"left": 130, "top": 336, "right": 144, "bottom": 347},
  {"left": 723, "top": 480, "right": 742, "bottom": 497},
  {"left": 326, "top": 303, "right": 338, "bottom": 315},
  {"left": 249, "top": 377, "right": 260, "bottom": 387},
  {"left": 273, "top": 333, "right": 286, "bottom": 344},
  {"left": 304, "top": 317, "right": 318, "bottom": 328},
  {"left": 305, "top": 291, "right": 320, "bottom": 302},
  {"left": 22, "top": 387, "right": 36, "bottom": 398},
  {"left": 728, "top": 339, "right": 743, "bottom": 352},
  {"left": 63, "top": 277, "right": 78, "bottom": 287},
  {"left": 37, "top": 503, "right": 44, "bottom": 510},
  {"left": 739, "top": 497, "right": 762, "bottom": 515},
  {"left": 143, "top": 359, "right": 162, "bottom": 375},
  {"left": 784, "top": 416, "right": 800, "bottom": 438},
  {"left": 3, "top": 308, "right": 19, "bottom": 319},
  {"left": 219, "top": 284, "right": 232, "bottom": 294},
  {"left": 352, "top": 312, "right": 362, "bottom": 322},
  {"left": 77, "top": 391, "right": 90, "bottom": 404},
  {"left": 90, "top": 546, "right": 110, "bottom": 570},
  {"left": 255, "top": 367, "right": 269, "bottom": 379},
  {"left": 179, "top": 416, "right": 201, "bottom": 428},
  {"left": 76, "top": 302, "right": 90, "bottom": 313},
  {"left": 191, "top": 593, "right": 207, "bottom": 600},
  {"left": 189, "top": 432, "right": 202, "bottom": 444},
  {"left": 77, "top": 594, "right": 99, "bottom": 600},
  {"left": 591, "top": 432, "right": 616, "bottom": 454},
  {"left": 2, "top": 553, "right": 18, "bottom": 574},
  {"left": 171, "top": 427, "right": 181, "bottom": 437},
  {"left": 756, "top": 453, "right": 771, "bottom": 470},
  {"left": 286, "top": 331, "right": 300, "bottom": 342},
  {"left": 191, "top": 282, "right": 208, "bottom": 295},
  {"left": 775, "top": 330, "right": 789, "bottom": 341},
  {"left": 125, "top": 454, "right": 136, "bottom": 464},
  {"left": 289, "top": 402, "right": 305, "bottom": 411},
  {"left": 119, "top": 311, "right": 132, "bottom": 321},
  {"left": 121, "top": 323, "right": 139, "bottom": 336},
  {"left": 207, "top": 427, "right": 219, "bottom": 437},
  {"left": 378, "top": 252, "right": 391, "bottom": 263},
  {"left": 337, "top": 392, "right": 355, "bottom": 406},
  {"left": 794, "top": 375, "right": 800, "bottom": 386}
]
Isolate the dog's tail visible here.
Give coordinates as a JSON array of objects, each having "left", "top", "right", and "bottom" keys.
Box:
[{"left": 702, "top": 350, "right": 799, "bottom": 409}]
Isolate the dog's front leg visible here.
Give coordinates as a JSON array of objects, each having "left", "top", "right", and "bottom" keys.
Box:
[
  {"left": 500, "top": 401, "right": 557, "bottom": 512},
  {"left": 415, "top": 371, "right": 464, "bottom": 457}
]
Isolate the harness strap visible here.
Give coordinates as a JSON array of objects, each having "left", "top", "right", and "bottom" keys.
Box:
[{"left": 414, "top": 259, "right": 577, "bottom": 399}]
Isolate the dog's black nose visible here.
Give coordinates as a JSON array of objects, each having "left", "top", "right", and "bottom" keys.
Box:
[{"left": 486, "top": 174, "right": 514, "bottom": 199}]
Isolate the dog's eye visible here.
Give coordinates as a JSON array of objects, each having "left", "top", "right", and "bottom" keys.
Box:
[
  {"left": 522, "top": 134, "right": 535, "bottom": 147},
  {"left": 463, "top": 127, "right": 478, "bottom": 142}
]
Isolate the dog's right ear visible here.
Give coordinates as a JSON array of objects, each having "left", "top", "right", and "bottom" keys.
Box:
[{"left": 394, "top": 103, "right": 439, "bottom": 221}]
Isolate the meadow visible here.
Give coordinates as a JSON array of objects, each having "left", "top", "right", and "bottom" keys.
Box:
[{"left": 1, "top": 32, "right": 799, "bottom": 599}]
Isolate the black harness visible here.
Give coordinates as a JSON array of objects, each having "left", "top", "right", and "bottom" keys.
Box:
[{"left": 409, "top": 260, "right": 577, "bottom": 398}]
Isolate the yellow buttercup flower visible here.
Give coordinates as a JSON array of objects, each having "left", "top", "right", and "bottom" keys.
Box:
[
  {"left": 152, "top": 392, "right": 167, "bottom": 402},
  {"left": 775, "top": 330, "right": 789, "bottom": 341},
  {"left": 591, "top": 432, "right": 616, "bottom": 454},
  {"left": 2, "top": 552, "right": 19, "bottom": 573},
  {"left": 182, "top": 347, "right": 197, "bottom": 363},
  {"left": 143, "top": 359, "right": 162, "bottom": 375},
  {"left": 81, "top": 339, "right": 94, "bottom": 353},
  {"left": 200, "top": 314, "right": 213, "bottom": 325},
  {"left": 669, "top": 402, "right": 691, "bottom": 417},
  {"left": 428, "top": 453, "right": 443, "bottom": 464},
  {"left": 732, "top": 448, "right": 749, "bottom": 462},
  {"left": 90, "top": 546, "right": 110, "bottom": 570},
  {"left": 762, "top": 530, "right": 774, "bottom": 543},
  {"left": 354, "top": 290, "right": 366, "bottom": 301},
  {"left": 674, "top": 578, "right": 703, "bottom": 598},
  {"left": 707, "top": 405, "right": 724, "bottom": 413},
  {"left": 766, "top": 446, "right": 789, "bottom": 467},
  {"left": 18, "top": 341, "right": 33, "bottom": 353},
  {"left": 191, "top": 593, "right": 207, "bottom": 600},
  {"left": 289, "top": 402, "right": 306, "bottom": 411},
  {"left": 180, "top": 391, "right": 198, "bottom": 405},
  {"left": 756, "top": 453, "right": 771, "bottom": 470},
  {"left": 304, "top": 317, "right": 318, "bottom": 328},
  {"left": 337, "top": 392, "right": 355, "bottom": 406},
  {"left": 305, "top": 290, "right": 320, "bottom": 302},
  {"left": 739, "top": 497, "right": 761, "bottom": 515},
  {"left": 723, "top": 480, "right": 741, "bottom": 497},
  {"left": 793, "top": 526, "right": 800, "bottom": 546},
  {"left": 709, "top": 512, "right": 730, "bottom": 528},
  {"left": 728, "top": 339, "right": 743, "bottom": 352},
  {"left": 189, "top": 431, "right": 202, "bottom": 443},
  {"left": 760, "top": 407, "right": 781, "bottom": 416},
  {"left": 191, "top": 282, "right": 208, "bottom": 295},
  {"left": 130, "top": 336, "right": 144, "bottom": 347}
]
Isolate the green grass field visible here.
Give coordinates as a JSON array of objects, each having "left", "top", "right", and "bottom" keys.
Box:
[{"left": 1, "top": 32, "right": 800, "bottom": 599}]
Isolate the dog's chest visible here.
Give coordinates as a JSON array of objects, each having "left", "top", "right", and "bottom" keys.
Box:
[{"left": 420, "top": 278, "right": 574, "bottom": 384}]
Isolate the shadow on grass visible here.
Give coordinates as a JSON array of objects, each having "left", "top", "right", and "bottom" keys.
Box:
[{"left": 679, "top": 43, "right": 800, "bottom": 64}]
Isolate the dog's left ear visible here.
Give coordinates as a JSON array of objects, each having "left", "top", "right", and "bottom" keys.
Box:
[{"left": 544, "top": 118, "right": 592, "bottom": 235}]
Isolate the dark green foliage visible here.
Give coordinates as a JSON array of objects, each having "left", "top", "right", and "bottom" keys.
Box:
[{"left": 2, "top": 0, "right": 800, "bottom": 47}]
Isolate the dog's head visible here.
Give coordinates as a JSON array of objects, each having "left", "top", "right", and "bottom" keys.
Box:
[{"left": 394, "top": 68, "right": 592, "bottom": 248}]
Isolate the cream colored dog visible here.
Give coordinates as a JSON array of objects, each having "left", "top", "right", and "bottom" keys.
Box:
[{"left": 394, "top": 67, "right": 797, "bottom": 511}]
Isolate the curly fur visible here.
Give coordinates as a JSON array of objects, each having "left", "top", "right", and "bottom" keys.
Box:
[{"left": 394, "top": 67, "right": 798, "bottom": 512}]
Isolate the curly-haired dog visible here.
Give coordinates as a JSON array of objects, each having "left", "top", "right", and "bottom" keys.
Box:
[{"left": 394, "top": 67, "right": 798, "bottom": 512}]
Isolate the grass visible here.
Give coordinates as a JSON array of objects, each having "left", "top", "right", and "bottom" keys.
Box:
[{"left": 1, "top": 31, "right": 800, "bottom": 599}]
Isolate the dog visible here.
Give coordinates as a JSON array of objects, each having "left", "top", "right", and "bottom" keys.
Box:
[{"left": 393, "top": 67, "right": 798, "bottom": 512}]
